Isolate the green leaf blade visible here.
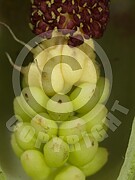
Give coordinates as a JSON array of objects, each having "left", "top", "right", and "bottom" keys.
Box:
[{"left": 117, "top": 117, "right": 135, "bottom": 180}]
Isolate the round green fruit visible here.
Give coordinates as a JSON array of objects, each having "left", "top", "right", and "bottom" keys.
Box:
[
  {"left": 21, "top": 150, "right": 50, "bottom": 180},
  {"left": 80, "top": 147, "right": 108, "bottom": 177},
  {"left": 54, "top": 165, "right": 85, "bottom": 180},
  {"left": 68, "top": 135, "right": 98, "bottom": 166},
  {"left": 43, "top": 137, "right": 69, "bottom": 168},
  {"left": 15, "top": 123, "right": 37, "bottom": 150}
]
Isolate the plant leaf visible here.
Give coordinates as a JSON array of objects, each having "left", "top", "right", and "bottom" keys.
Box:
[{"left": 117, "top": 117, "right": 135, "bottom": 180}]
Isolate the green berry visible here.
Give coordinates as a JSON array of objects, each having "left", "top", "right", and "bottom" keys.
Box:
[
  {"left": 68, "top": 135, "right": 98, "bottom": 166},
  {"left": 43, "top": 137, "right": 69, "bottom": 168},
  {"left": 21, "top": 150, "right": 50, "bottom": 180},
  {"left": 80, "top": 147, "right": 108, "bottom": 176},
  {"left": 15, "top": 123, "right": 37, "bottom": 150},
  {"left": 54, "top": 165, "right": 85, "bottom": 180}
]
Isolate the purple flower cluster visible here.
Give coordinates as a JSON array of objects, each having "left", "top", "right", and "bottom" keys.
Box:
[{"left": 30, "top": 0, "right": 110, "bottom": 46}]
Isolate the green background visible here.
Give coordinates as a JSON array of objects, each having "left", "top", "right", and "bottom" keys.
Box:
[{"left": 0, "top": 0, "right": 135, "bottom": 179}]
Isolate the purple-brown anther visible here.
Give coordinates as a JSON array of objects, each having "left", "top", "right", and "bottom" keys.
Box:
[{"left": 30, "top": 0, "right": 110, "bottom": 46}]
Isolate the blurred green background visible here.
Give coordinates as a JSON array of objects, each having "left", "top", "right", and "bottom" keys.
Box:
[{"left": 0, "top": 0, "right": 135, "bottom": 179}]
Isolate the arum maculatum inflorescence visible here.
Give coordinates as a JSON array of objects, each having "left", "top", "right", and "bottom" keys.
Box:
[
  {"left": 11, "top": 43, "right": 110, "bottom": 179},
  {"left": 10, "top": 0, "right": 111, "bottom": 179},
  {"left": 30, "top": 0, "right": 110, "bottom": 46}
]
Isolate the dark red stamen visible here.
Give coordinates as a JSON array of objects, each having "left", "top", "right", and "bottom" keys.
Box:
[{"left": 68, "top": 34, "right": 84, "bottom": 47}]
